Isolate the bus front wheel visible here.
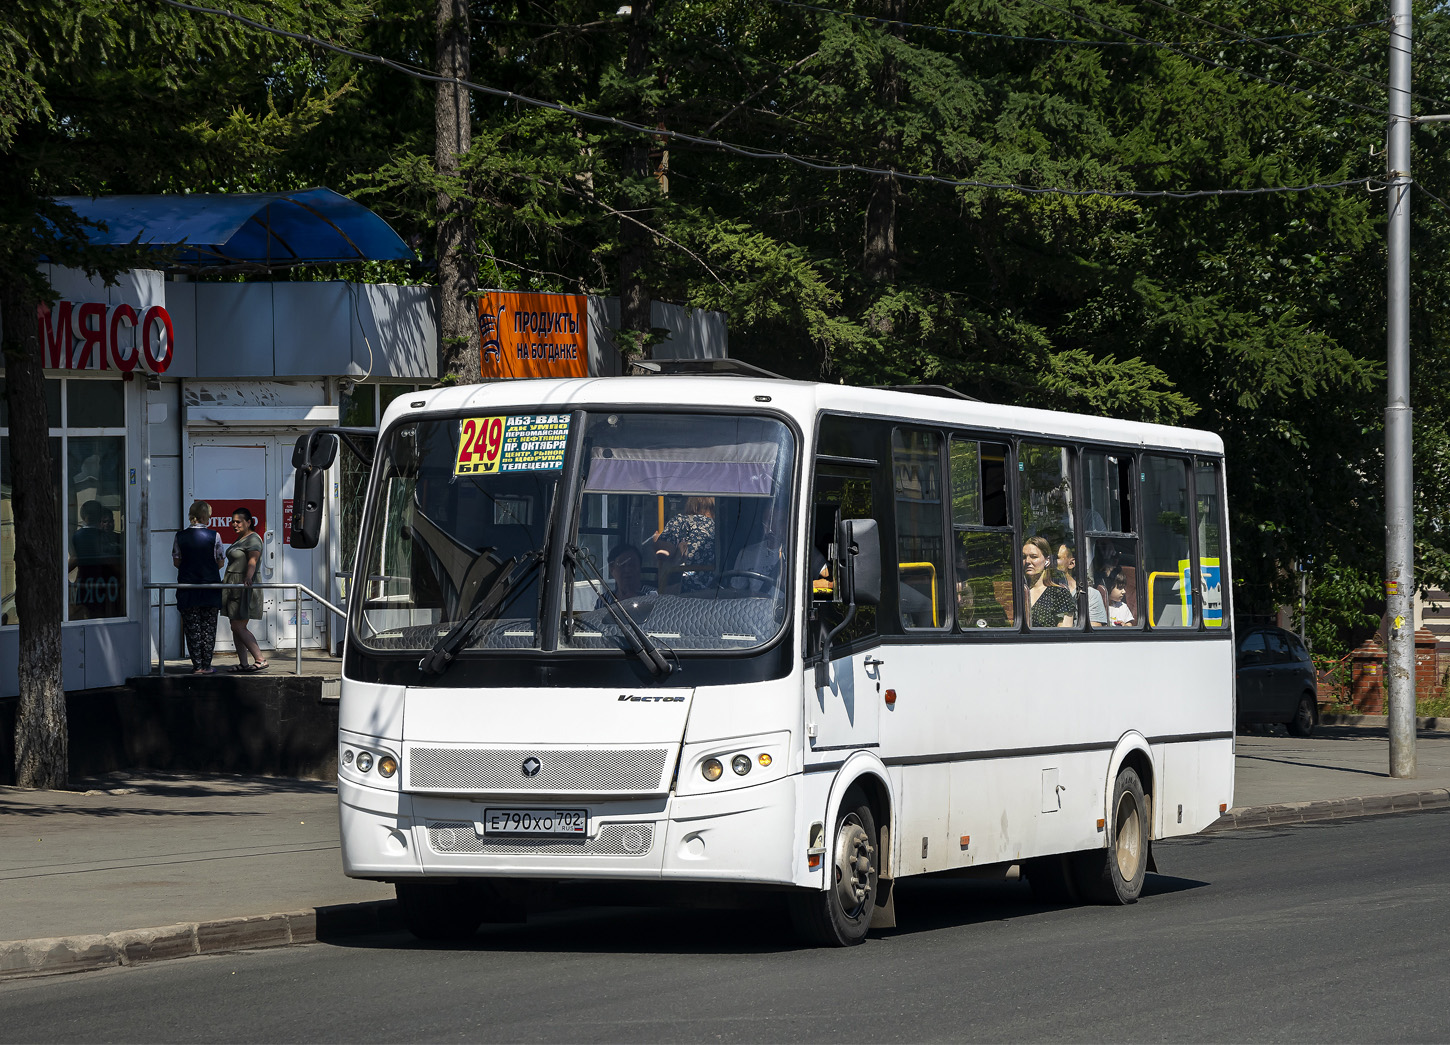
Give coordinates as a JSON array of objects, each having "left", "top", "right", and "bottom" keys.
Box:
[
  {"left": 789, "top": 789, "right": 879, "bottom": 947},
  {"left": 1073, "top": 766, "right": 1148, "bottom": 905},
  {"left": 396, "top": 879, "right": 489, "bottom": 941}
]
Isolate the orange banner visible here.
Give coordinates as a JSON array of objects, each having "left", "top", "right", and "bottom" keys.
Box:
[{"left": 477, "top": 291, "right": 589, "bottom": 380}]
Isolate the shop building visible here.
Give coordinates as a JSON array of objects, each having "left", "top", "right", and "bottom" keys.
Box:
[{"left": 2, "top": 189, "right": 729, "bottom": 696}]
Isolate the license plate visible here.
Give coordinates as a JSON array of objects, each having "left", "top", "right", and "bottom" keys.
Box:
[{"left": 482, "top": 808, "right": 587, "bottom": 836}]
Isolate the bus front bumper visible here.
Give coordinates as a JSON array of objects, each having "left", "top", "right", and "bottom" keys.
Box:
[{"left": 337, "top": 774, "right": 803, "bottom": 886}]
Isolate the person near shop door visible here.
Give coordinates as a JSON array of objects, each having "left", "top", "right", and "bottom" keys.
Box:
[
  {"left": 222, "top": 508, "right": 268, "bottom": 672},
  {"left": 172, "top": 500, "right": 225, "bottom": 674}
]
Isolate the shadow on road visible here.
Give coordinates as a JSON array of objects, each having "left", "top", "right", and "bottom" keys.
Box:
[{"left": 326, "top": 869, "right": 1210, "bottom": 956}]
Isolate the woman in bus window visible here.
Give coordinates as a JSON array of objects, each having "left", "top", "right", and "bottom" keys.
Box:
[
  {"left": 1023, "top": 536, "right": 1075, "bottom": 628},
  {"left": 651, "top": 496, "right": 716, "bottom": 592}
]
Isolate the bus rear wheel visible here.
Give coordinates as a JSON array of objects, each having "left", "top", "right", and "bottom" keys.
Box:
[
  {"left": 789, "top": 790, "right": 879, "bottom": 947},
  {"left": 1072, "top": 766, "right": 1148, "bottom": 905},
  {"left": 396, "top": 879, "right": 490, "bottom": 941}
]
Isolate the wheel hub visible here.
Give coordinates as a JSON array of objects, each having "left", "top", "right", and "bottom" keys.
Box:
[
  {"left": 833, "top": 815, "right": 876, "bottom": 913},
  {"left": 1113, "top": 791, "right": 1142, "bottom": 880}
]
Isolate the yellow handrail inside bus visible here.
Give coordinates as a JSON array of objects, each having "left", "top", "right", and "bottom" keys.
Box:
[
  {"left": 898, "top": 561, "right": 939, "bottom": 627},
  {"left": 1147, "top": 570, "right": 1181, "bottom": 623}
]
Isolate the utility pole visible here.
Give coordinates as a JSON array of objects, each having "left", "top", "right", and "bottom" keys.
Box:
[{"left": 1386, "top": 0, "right": 1416, "bottom": 778}]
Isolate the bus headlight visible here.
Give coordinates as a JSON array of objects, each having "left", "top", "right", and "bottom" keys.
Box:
[
  {"left": 731, "top": 754, "right": 752, "bottom": 776},
  {"left": 356, "top": 751, "right": 374, "bottom": 773},
  {"left": 702, "top": 758, "right": 723, "bottom": 781}
]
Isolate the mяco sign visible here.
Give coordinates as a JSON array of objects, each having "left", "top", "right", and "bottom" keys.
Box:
[{"left": 37, "top": 300, "right": 174, "bottom": 374}]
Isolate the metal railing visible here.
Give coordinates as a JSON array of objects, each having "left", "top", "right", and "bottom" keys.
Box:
[{"left": 145, "top": 582, "right": 347, "bottom": 677}]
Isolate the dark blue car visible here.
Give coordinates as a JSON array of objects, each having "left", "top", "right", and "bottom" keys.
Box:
[{"left": 1236, "top": 626, "right": 1319, "bottom": 737}]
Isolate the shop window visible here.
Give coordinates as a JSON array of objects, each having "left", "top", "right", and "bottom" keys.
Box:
[
  {"left": 0, "top": 377, "right": 126, "bottom": 627},
  {"left": 893, "top": 429, "right": 946, "bottom": 629}
]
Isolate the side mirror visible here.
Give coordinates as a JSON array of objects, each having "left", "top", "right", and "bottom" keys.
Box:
[
  {"left": 289, "top": 431, "right": 337, "bottom": 549},
  {"left": 838, "top": 518, "right": 880, "bottom": 607}
]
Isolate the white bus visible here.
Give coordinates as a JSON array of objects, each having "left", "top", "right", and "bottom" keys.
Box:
[{"left": 292, "top": 372, "right": 1234, "bottom": 946}]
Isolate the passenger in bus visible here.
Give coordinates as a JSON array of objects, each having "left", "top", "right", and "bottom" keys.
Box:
[
  {"left": 651, "top": 496, "right": 716, "bottom": 592},
  {"left": 1055, "top": 541, "right": 1107, "bottom": 626},
  {"left": 1023, "top": 536, "right": 1075, "bottom": 627},
  {"left": 1104, "top": 568, "right": 1135, "bottom": 626},
  {"left": 598, "top": 543, "right": 656, "bottom": 607}
]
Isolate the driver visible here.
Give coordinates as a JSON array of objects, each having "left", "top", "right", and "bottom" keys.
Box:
[{"left": 598, "top": 543, "right": 656, "bottom": 607}]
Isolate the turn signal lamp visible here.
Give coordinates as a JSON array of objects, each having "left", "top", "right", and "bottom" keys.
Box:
[
  {"left": 731, "top": 754, "right": 752, "bottom": 776},
  {"left": 758, "top": 753, "right": 772, "bottom": 767},
  {"left": 884, "top": 689, "right": 897, "bottom": 706},
  {"left": 702, "top": 758, "right": 723, "bottom": 781},
  {"left": 378, "top": 755, "right": 398, "bottom": 778},
  {"left": 355, "top": 751, "right": 374, "bottom": 773}
]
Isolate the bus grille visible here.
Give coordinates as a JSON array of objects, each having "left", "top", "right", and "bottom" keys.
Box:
[
  {"left": 426, "top": 821, "right": 655, "bottom": 856},
  {"left": 407, "top": 747, "right": 670, "bottom": 793}
]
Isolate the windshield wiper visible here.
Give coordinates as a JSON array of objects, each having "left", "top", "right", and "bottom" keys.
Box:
[
  {"left": 565, "top": 544, "right": 673, "bottom": 678},
  {"left": 418, "top": 552, "right": 543, "bottom": 676}
]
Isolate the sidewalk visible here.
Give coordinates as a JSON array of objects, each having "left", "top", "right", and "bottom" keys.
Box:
[{"left": 3, "top": 727, "right": 1449, "bottom": 977}]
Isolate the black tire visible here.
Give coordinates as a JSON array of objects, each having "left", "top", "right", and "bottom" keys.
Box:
[
  {"left": 1072, "top": 767, "right": 1148, "bottom": 905},
  {"left": 396, "top": 880, "right": 490, "bottom": 941},
  {"left": 788, "top": 789, "right": 879, "bottom": 947},
  {"left": 1023, "top": 853, "right": 1080, "bottom": 905},
  {"left": 1287, "top": 693, "right": 1317, "bottom": 738}
]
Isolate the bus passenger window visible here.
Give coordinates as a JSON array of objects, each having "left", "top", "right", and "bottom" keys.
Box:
[
  {"left": 1019, "top": 442, "right": 1078, "bottom": 628},
  {"left": 893, "top": 429, "right": 946, "bottom": 629},
  {"left": 1142, "top": 455, "right": 1194, "bottom": 629},
  {"left": 1195, "top": 460, "right": 1225, "bottom": 628},
  {"left": 1083, "top": 450, "right": 1138, "bottom": 631},
  {"left": 949, "top": 437, "right": 1016, "bottom": 629}
]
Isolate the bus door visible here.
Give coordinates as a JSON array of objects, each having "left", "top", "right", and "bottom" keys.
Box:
[{"left": 807, "top": 470, "right": 881, "bottom": 753}]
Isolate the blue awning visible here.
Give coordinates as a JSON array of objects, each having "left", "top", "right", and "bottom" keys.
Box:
[{"left": 51, "top": 187, "right": 415, "bottom": 267}]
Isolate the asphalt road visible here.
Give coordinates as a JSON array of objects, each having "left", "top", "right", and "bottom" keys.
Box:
[{"left": 4, "top": 811, "right": 1448, "bottom": 1043}]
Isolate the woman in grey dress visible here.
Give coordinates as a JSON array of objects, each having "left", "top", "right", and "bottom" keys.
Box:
[{"left": 222, "top": 509, "right": 268, "bottom": 672}]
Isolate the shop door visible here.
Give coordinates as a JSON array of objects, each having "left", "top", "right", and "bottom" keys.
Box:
[
  {"left": 272, "top": 435, "right": 324, "bottom": 651},
  {"left": 191, "top": 440, "right": 275, "bottom": 651}
]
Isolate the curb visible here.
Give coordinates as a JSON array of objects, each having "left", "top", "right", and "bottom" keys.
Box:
[
  {"left": 1203, "top": 788, "right": 1450, "bottom": 833},
  {"left": 1318, "top": 714, "right": 1450, "bottom": 731},
  {"left": 0, "top": 899, "right": 399, "bottom": 981}
]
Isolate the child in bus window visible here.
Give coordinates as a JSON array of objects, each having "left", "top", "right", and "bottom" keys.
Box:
[{"left": 1105, "top": 569, "right": 1135, "bottom": 627}]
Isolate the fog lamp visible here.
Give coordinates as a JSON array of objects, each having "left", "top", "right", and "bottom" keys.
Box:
[
  {"left": 355, "top": 751, "right": 374, "bottom": 773},
  {"left": 378, "top": 755, "right": 398, "bottom": 778},
  {"left": 342, "top": 749, "right": 354, "bottom": 765},
  {"left": 702, "top": 758, "right": 723, "bottom": 781},
  {"left": 731, "top": 754, "right": 752, "bottom": 776}
]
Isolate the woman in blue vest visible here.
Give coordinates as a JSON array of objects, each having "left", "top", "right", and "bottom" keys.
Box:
[{"left": 171, "top": 500, "right": 225, "bottom": 674}]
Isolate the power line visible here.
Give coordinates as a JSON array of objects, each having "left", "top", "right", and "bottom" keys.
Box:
[
  {"left": 157, "top": 0, "right": 1390, "bottom": 201},
  {"left": 767, "top": 0, "right": 1384, "bottom": 49},
  {"left": 1016, "top": 0, "right": 1389, "bottom": 116},
  {"left": 1137, "top": 0, "right": 1450, "bottom": 111}
]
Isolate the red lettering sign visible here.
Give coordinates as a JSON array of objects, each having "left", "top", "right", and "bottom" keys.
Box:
[
  {"left": 36, "top": 300, "right": 174, "bottom": 374},
  {"left": 208, "top": 500, "right": 267, "bottom": 544}
]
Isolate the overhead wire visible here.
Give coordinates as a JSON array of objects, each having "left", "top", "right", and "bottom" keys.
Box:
[
  {"left": 766, "top": 0, "right": 1384, "bottom": 48},
  {"left": 1015, "top": 0, "right": 1389, "bottom": 115},
  {"left": 1135, "top": 0, "right": 1450, "bottom": 111},
  {"left": 156, "top": 0, "right": 1390, "bottom": 201}
]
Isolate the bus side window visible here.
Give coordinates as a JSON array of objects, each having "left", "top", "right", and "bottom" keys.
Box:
[
  {"left": 809, "top": 466, "right": 877, "bottom": 649},
  {"left": 949, "top": 436, "right": 1016, "bottom": 629},
  {"left": 893, "top": 428, "right": 946, "bottom": 629},
  {"left": 1020, "top": 441, "right": 1079, "bottom": 629},
  {"left": 1083, "top": 450, "right": 1139, "bottom": 630},
  {"left": 1142, "top": 455, "right": 1195, "bottom": 629},
  {"left": 1195, "top": 459, "right": 1226, "bottom": 628}
]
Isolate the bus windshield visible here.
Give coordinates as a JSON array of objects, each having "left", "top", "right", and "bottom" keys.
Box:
[
  {"left": 354, "top": 410, "right": 795, "bottom": 655},
  {"left": 560, "top": 412, "right": 794, "bottom": 652}
]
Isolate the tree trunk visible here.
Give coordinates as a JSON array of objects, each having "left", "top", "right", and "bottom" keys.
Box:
[
  {"left": 863, "top": 0, "right": 904, "bottom": 289},
  {"left": 618, "top": 0, "right": 658, "bottom": 353},
  {"left": 1, "top": 280, "right": 67, "bottom": 789},
  {"left": 435, "top": 0, "right": 481, "bottom": 384}
]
